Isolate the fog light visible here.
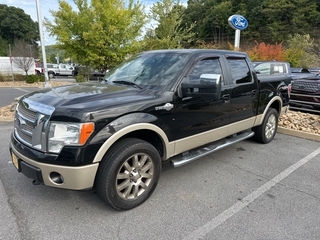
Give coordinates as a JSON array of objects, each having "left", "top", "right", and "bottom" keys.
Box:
[{"left": 50, "top": 172, "right": 64, "bottom": 184}]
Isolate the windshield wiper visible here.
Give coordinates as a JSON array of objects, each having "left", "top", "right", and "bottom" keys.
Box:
[{"left": 112, "top": 80, "right": 142, "bottom": 89}]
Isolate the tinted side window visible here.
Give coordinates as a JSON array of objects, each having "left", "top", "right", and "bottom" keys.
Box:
[
  {"left": 255, "top": 62, "right": 287, "bottom": 74},
  {"left": 227, "top": 58, "right": 252, "bottom": 84},
  {"left": 188, "top": 58, "right": 223, "bottom": 84}
]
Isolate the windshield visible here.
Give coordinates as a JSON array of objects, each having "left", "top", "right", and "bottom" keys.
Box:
[{"left": 105, "top": 52, "right": 189, "bottom": 90}]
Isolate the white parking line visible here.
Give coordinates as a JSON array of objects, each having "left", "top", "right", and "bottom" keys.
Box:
[
  {"left": 183, "top": 146, "right": 320, "bottom": 240},
  {"left": 14, "top": 88, "right": 32, "bottom": 93}
]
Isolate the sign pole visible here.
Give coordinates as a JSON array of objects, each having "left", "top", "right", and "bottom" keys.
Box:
[
  {"left": 234, "top": 29, "right": 241, "bottom": 51},
  {"left": 228, "top": 15, "right": 248, "bottom": 51}
]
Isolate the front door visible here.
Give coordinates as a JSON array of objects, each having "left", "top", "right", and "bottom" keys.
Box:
[{"left": 172, "top": 56, "right": 231, "bottom": 142}]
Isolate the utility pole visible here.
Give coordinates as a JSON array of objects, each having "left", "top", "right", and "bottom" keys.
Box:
[{"left": 35, "top": 0, "right": 51, "bottom": 87}]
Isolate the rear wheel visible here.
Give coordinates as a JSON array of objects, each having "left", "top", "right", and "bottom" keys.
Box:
[
  {"left": 48, "top": 71, "right": 55, "bottom": 79},
  {"left": 96, "top": 138, "right": 161, "bottom": 210},
  {"left": 253, "top": 108, "right": 278, "bottom": 144}
]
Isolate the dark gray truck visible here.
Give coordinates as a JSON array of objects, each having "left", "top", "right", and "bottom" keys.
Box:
[{"left": 9, "top": 49, "right": 291, "bottom": 210}]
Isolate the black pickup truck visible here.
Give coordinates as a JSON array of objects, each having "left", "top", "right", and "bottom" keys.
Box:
[{"left": 9, "top": 49, "right": 291, "bottom": 210}]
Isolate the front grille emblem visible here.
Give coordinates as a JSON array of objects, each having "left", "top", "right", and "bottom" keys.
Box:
[{"left": 17, "top": 117, "right": 26, "bottom": 127}]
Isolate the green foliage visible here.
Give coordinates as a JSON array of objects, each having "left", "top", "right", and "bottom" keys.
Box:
[
  {"left": 0, "top": 73, "right": 26, "bottom": 82},
  {"left": 26, "top": 75, "right": 39, "bottom": 84},
  {"left": 0, "top": 37, "right": 8, "bottom": 56},
  {"left": 181, "top": 0, "right": 320, "bottom": 45},
  {"left": 142, "top": 0, "right": 195, "bottom": 50},
  {"left": 75, "top": 65, "right": 92, "bottom": 81},
  {"left": 24, "top": 74, "right": 45, "bottom": 83},
  {"left": 0, "top": 4, "right": 39, "bottom": 45},
  {"left": 13, "top": 74, "right": 25, "bottom": 82},
  {"left": 38, "top": 75, "right": 45, "bottom": 82},
  {"left": 44, "top": 0, "right": 146, "bottom": 70},
  {"left": 262, "top": 0, "right": 320, "bottom": 42},
  {"left": 0, "top": 72, "right": 4, "bottom": 82},
  {"left": 285, "top": 34, "right": 318, "bottom": 67},
  {"left": 75, "top": 75, "right": 87, "bottom": 82}
]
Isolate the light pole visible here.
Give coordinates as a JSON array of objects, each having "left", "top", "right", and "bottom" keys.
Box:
[{"left": 35, "top": 0, "right": 51, "bottom": 87}]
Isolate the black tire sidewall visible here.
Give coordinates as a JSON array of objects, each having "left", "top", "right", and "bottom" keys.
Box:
[
  {"left": 97, "top": 138, "right": 161, "bottom": 210},
  {"left": 262, "top": 108, "right": 278, "bottom": 143}
]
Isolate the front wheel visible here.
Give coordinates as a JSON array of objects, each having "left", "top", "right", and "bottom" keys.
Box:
[
  {"left": 253, "top": 108, "right": 279, "bottom": 144},
  {"left": 96, "top": 138, "right": 161, "bottom": 210}
]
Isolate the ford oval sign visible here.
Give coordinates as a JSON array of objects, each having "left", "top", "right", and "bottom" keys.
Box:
[{"left": 228, "top": 15, "right": 248, "bottom": 31}]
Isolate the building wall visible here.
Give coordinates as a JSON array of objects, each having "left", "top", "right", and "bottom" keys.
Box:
[{"left": 0, "top": 57, "right": 35, "bottom": 75}]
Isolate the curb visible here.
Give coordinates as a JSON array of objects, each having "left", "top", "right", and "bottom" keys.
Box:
[
  {"left": 277, "top": 126, "right": 320, "bottom": 142},
  {"left": 0, "top": 117, "right": 13, "bottom": 122}
]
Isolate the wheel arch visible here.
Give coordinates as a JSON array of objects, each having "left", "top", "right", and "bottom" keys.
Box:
[
  {"left": 92, "top": 123, "right": 174, "bottom": 164},
  {"left": 254, "top": 96, "right": 282, "bottom": 126}
]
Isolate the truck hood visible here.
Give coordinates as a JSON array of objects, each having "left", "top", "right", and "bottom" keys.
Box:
[{"left": 21, "top": 82, "right": 166, "bottom": 120}]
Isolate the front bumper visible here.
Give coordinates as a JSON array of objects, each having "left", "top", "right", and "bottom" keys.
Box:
[{"left": 9, "top": 141, "right": 99, "bottom": 190}]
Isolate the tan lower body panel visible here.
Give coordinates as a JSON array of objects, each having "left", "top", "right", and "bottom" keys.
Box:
[
  {"left": 11, "top": 143, "right": 98, "bottom": 190},
  {"left": 173, "top": 116, "right": 256, "bottom": 155}
]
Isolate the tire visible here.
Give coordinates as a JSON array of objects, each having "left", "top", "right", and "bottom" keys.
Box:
[
  {"left": 48, "top": 71, "right": 55, "bottom": 79},
  {"left": 96, "top": 138, "right": 161, "bottom": 210},
  {"left": 253, "top": 108, "right": 278, "bottom": 144}
]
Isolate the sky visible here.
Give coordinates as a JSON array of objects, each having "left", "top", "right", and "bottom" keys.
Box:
[{"left": 2, "top": 0, "right": 159, "bottom": 46}]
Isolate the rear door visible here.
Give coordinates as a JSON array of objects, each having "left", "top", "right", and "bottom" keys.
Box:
[{"left": 224, "top": 56, "right": 258, "bottom": 125}]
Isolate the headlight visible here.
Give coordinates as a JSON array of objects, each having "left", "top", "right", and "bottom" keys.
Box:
[{"left": 48, "top": 122, "right": 94, "bottom": 153}]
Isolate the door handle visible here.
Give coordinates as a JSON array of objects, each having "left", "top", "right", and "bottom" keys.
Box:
[{"left": 155, "top": 103, "right": 173, "bottom": 111}]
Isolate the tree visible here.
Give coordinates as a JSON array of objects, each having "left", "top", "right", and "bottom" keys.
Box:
[
  {"left": 0, "top": 37, "right": 8, "bottom": 56},
  {"left": 180, "top": 0, "right": 320, "bottom": 45},
  {"left": 246, "top": 42, "right": 286, "bottom": 61},
  {"left": 200, "top": 0, "right": 233, "bottom": 45},
  {"left": 44, "top": 0, "right": 146, "bottom": 70},
  {"left": 0, "top": 4, "right": 39, "bottom": 45},
  {"left": 143, "top": 0, "right": 195, "bottom": 50},
  {"left": 11, "top": 40, "right": 36, "bottom": 76},
  {"left": 262, "top": 0, "right": 320, "bottom": 42},
  {"left": 285, "top": 34, "right": 318, "bottom": 67}
]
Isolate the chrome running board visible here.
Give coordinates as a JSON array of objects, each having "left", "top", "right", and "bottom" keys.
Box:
[{"left": 170, "top": 131, "right": 255, "bottom": 167}]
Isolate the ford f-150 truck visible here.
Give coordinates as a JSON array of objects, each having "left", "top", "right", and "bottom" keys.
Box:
[{"left": 9, "top": 49, "right": 291, "bottom": 210}]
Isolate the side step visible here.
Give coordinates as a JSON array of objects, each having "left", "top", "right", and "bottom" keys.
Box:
[{"left": 170, "top": 131, "right": 255, "bottom": 167}]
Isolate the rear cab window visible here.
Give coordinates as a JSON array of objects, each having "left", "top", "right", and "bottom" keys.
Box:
[{"left": 227, "top": 58, "right": 253, "bottom": 85}]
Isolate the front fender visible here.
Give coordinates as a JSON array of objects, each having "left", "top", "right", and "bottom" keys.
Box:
[
  {"left": 92, "top": 123, "right": 173, "bottom": 163},
  {"left": 90, "top": 113, "right": 173, "bottom": 163}
]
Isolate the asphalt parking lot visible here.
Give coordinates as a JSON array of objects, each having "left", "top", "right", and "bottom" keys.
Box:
[{"left": 1, "top": 86, "right": 320, "bottom": 239}]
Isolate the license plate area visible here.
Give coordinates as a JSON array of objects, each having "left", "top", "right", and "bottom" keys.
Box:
[{"left": 11, "top": 152, "right": 20, "bottom": 171}]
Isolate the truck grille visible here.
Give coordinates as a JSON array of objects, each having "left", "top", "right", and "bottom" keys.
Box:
[
  {"left": 292, "top": 81, "right": 319, "bottom": 93},
  {"left": 14, "top": 98, "right": 54, "bottom": 151}
]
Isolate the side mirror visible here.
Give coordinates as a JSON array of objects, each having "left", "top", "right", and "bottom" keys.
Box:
[{"left": 181, "top": 74, "right": 221, "bottom": 100}]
